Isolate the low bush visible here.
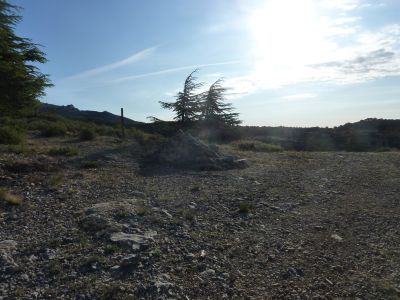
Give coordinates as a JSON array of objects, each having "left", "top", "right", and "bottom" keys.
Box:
[
  {"left": 48, "top": 146, "right": 79, "bottom": 157},
  {"left": 238, "top": 202, "right": 253, "bottom": 214},
  {"left": 0, "top": 144, "right": 29, "bottom": 154},
  {"left": 80, "top": 160, "right": 99, "bottom": 169},
  {"left": 48, "top": 173, "right": 65, "bottom": 187},
  {"left": 79, "top": 127, "right": 97, "bottom": 141},
  {"left": 0, "top": 189, "right": 23, "bottom": 205},
  {"left": 0, "top": 126, "right": 25, "bottom": 145},
  {"left": 234, "top": 140, "right": 283, "bottom": 152},
  {"left": 41, "top": 122, "right": 67, "bottom": 137}
]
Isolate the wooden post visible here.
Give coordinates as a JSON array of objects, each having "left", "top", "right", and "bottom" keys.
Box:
[{"left": 120, "top": 108, "right": 125, "bottom": 139}]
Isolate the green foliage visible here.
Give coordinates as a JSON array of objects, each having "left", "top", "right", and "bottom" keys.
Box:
[
  {"left": 104, "top": 244, "right": 119, "bottom": 255},
  {"left": 0, "top": 188, "right": 23, "bottom": 205},
  {"left": 235, "top": 140, "right": 283, "bottom": 152},
  {"left": 238, "top": 202, "right": 253, "bottom": 214},
  {"left": 48, "top": 146, "right": 79, "bottom": 157},
  {"left": 0, "top": 0, "right": 52, "bottom": 115},
  {"left": 201, "top": 79, "right": 241, "bottom": 126},
  {"left": 159, "top": 69, "right": 203, "bottom": 123},
  {"left": 0, "top": 125, "right": 25, "bottom": 144},
  {"left": 0, "top": 144, "right": 29, "bottom": 154},
  {"left": 80, "top": 160, "right": 99, "bottom": 169},
  {"left": 190, "top": 185, "right": 201, "bottom": 192},
  {"left": 48, "top": 173, "right": 65, "bottom": 187},
  {"left": 40, "top": 122, "right": 67, "bottom": 137},
  {"left": 158, "top": 71, "right": 241, "bottom": 137},
  {"left": 127, "top": 127, "right": 166, "bottom": 145},
  {"left": 79, "top": 126, "right": 97, "bottom": 141}
]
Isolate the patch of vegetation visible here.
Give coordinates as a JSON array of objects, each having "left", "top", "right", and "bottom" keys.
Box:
[
  {"left": 238, "top": 202, "right": 253, "bottom": 214},
  {"left": 190, "top": 185, "right": 201, "bottom": 192},
  {"left": 48, "top": 146, "right": 79, "bottom": 157},
  {"left": 0, "top": 144, "right": 30, "bottom": 154},
  {"left": 136, "top": 205, "right": 151, "bottom": 217},
  {"left": 179, "top": 208, "right": 196, "bottom": 222},
  {"left": 114, "top": 209, "right": 131, "bottom": 219},
  {"left": 149, "top": 247, "right": 162, "bottom": 258},
  {"left": 235, "top": 140, "right": 283, "bottom": 152},
  {"left": 98, "top": 283, "right": 134, "bottom": 300},
  {"left": 80, "top": 160, "right": 99, "bottom": 169},
  {"left": 40, "top": 121, "right": 67, "bottom": 137},
  {"left": 104, "top": 244, "right": 120, "bottom": 255},
  {"left": 79, "top": 255, "right": 106, "bottom": 274},
  {"left": 0, "top": 126, "right": 25, "bottom": 145},
  {"left": 47, "top": 260, "right": 63, "bottom": 276},
  {"left": 79, "top": 127, "right": 97, "bottom": 141},
  {"left": 48, "top": 173, "right": 65, "bottom": 187},
  {"left": 158, "top": 195, "right": 174, "bottom": 202},
  {"left": 0, "top": 189, "right": 23, "bottom": 205}
]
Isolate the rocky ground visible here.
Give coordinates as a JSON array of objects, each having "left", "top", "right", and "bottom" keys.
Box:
[{"left": 0, "top": 134, "right": 400, "bottom": 299}]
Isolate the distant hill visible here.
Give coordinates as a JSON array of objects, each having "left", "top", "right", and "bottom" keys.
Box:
[
  {"left": 39, "top": 103, "right": 399, "bottom": 151},
  {"left": 39, "top": 103, "right": 143, "bottom": 127}
]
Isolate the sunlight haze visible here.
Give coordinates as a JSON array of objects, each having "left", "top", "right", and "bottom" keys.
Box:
[{"left": 13, "top": 0, "right": 400, "bottom": 126}]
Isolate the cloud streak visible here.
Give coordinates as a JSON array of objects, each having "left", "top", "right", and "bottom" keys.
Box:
[
  {"left": 60, "top": 46, "right": 158, "bottom": 82},
  {"left": 108, "top": 60, "right": 242, "bottom": 84},
  {"left": 282, "top": 93, "right": 317, "bottom": 100}
]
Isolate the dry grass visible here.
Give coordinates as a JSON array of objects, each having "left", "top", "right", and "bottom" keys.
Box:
[{"left": 0, "top": 189, "right": 23, "bottom": 205}]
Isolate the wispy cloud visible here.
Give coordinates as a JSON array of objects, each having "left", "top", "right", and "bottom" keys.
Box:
[
  {"left": 317, "top": 0, "right": 362, "bottom": 11},
  {"left": 108, "top": 60, "right": 242, "bottom": 84},
  {"left": 282, "top": 93, "right": 317, "bottom": 100},
  {"left": 59, "top": 46, "right": 158, "bottom": 82}
]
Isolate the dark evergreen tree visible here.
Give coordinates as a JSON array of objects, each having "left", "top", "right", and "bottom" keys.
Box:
[
  {"left": 159, "top": 69, "right": 203, "bottom": 124},
  {"left": 201, "top": 79, "right": 241, "bottom": 126},
  {"left": 0, "top": 0, "right": 52, "bottom": 115}
]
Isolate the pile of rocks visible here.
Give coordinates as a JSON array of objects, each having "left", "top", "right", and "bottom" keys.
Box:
[{"left": 144, "top": 130, "right": 247, "bottom": 171}]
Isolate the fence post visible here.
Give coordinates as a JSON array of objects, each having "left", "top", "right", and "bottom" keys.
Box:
[{"left": 120, "top": 108, "right": 125, "bottom": 139}]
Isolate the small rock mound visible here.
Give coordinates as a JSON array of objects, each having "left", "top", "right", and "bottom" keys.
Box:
[
  {"left": 0, "top": 240, "right": 19, "bottom": 274},
  {"left": 143, "top": 130, "right": 247, "bottom": 171},
  {"left": 79, "top": 199, "right": 158, "bottom": 251}
]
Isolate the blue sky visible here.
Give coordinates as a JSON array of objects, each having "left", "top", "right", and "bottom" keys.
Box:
[{"left": 12, "top": 0, "right": 400, "bottom": 126}]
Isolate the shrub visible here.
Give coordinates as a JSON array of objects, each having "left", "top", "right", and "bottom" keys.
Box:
[
  {"left": 190, "top": 185, "right": 201, "bottom": 192},
  {"left": 0, "top": 144, "right": 29, "bottom": 154},
  {"left": 81, "top": 160, "right": 99, "bottom": 169},
  {"left": 235, "top": 140, "right": 283, "bottom": 152},
  {"left": 41, "top": 122, "right": 67, "bottom": 137},
  {"left": 48, "top": 146, "right": 79, "bottom": 157},
  {"left": 48, "top": 173, "right": 65, "bottom": 187},
  {"left": 79, "top": 127, "right": 97, "bottom": 141},
  {"left": 238, "top": 202, "right": 252, "bottom": 214},
  {"left": 0, "top": 126, "right": 25, "bottom": 145},
  {"left": 0, "top": 189, "right": 23, "bottom": 205}
]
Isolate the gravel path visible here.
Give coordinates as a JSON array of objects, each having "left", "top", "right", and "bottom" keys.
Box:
[{"left": 0, "top": 137, "right": 399, "bottom": 299}]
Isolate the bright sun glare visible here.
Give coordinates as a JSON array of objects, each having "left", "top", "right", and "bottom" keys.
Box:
[{"left": 246, "top": 0, "right": 343, "bottom": 85}]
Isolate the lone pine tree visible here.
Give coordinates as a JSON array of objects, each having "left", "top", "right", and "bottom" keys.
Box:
[
  {"left": 201, "top": 78, "right": 241, "bottom": 126},
  {"left": 159, "top": 69, "right": 203, "bottom": 124},
  {"left": 159, "top": 70, "right": 241, "bottom": 127},
  {"left": 0, "top": 0, "right": 52, "bottom": 115}
]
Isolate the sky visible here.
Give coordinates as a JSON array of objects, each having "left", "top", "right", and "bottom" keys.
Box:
[{"left": 11, "top": 0, "right": 400, "bottom": 127}]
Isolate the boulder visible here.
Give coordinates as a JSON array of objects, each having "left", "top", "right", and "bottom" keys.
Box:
[
  {"left": 145, "top": 131, "right": 247, "bottom": 171},
  {"left": 109, "top": 231, "right": 157, "bottom": 251}
]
